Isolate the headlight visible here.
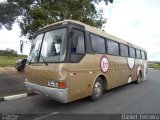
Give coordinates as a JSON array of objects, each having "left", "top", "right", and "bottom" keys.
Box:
[
  {"left": 48, "top": 80, "right": 66, "bottom": 89},
  {"left": 48, "top": 80, "right": 58, "bottom": 87}
]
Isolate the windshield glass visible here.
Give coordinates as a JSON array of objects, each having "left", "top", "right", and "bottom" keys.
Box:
[
  {"left": 39, "top": 28, "right": 67, "bottom": 62},
  {"left": 27, "top": 34, "right": 43, "bottom": 63}
]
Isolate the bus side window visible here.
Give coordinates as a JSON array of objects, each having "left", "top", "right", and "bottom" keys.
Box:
[
  {"left": 136, "top": 49, "right": 141, "bottom": 59},
  {"left": 70, "top": 29, "right": 85, "bottom": 62},
  {"left": 90, "top": 34, "right": 105, "bottom": 54},
  {"left": 141, "top": 51, "right": 145, "bottom": 60},
  {"left": 76, "top": 35, "right": 85, "bottom": 54},
  {"left": 129, "top": 47, "right": 136, "bottom": 58},
  {"left": 120, "top": 44, "right": 129, "bottom": 57},
  {"left": 107, "top": 39, "right": 119, "bottom": 56},
  {"left": 145, "top": 52, "right": 147, "bottom": 60}
]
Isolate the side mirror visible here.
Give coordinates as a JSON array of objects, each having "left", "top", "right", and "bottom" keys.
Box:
[
  {"left": 20, "top": 40, "right": 24, "bottom": 53},
  {"left": 20, "top": 40, "right": 32, "bottom": 53}
]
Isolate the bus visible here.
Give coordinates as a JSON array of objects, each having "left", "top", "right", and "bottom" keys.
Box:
[{"left": 23, "top": 20, "right": 148, "bottom": 103}]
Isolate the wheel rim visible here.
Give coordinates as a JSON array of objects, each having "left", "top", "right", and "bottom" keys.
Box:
[{"left": 93, "top": 82, "right": 102, "bottom": 97}]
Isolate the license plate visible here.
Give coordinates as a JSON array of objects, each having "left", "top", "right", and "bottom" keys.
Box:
[{"left": 48, "top": 81, "right": 55, "bottom": 87}]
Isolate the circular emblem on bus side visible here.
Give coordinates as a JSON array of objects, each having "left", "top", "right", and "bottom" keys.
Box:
[{"left": 100, "top": 56, "right": 109, "bottom": 73}]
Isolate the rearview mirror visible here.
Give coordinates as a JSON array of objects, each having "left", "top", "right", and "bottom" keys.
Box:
[{"left": 20, "top": 40, "right": 24, "bottom": 53}]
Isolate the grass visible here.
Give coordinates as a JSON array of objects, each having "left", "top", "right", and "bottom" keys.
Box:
[
  {"left": 0, "top": 55, "right": 27, "bottom": 67},
  {"left": 148, "top": 63, "right": 160, "bottom": 69}
]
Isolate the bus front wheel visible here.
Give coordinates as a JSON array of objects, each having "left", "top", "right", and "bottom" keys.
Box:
[{"left": 90, "top": 77, "right": 103, "bottom": 101}]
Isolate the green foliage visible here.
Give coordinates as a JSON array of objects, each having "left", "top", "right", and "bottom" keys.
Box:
[
  {"left": 0, "top": 50, "right": 27, "bottom": 67},
  {"left": 0, "top": 1, "right": 19, "bottom": 30},
  {"left": 149, "top": 63, "right": 160, "bottom": 69},
  {"left": 0, "top": 50, "right": 17, "bottom": 56},
  {"left": 0, "top": 55, "right": 27, "bottom": 67},
  {"left": 0, "top": 0, "right": 113, "bottom": 39}
]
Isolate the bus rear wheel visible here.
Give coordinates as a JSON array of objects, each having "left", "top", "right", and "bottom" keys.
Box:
[{"left": 90, "top": 77, "right": 103, "bottom": 101}]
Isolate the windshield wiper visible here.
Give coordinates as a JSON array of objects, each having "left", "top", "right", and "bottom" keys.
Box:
[
  {"left": 28, "top": 43, "right": 42, "bottom": 65},
  {"left": 28, "top": 49, "right": 39, "bottom": 65},
  {"left": 40, "top": 55, "right": 48, "bottom": 66},
  {"left": 28, "top": 50, "right": 48, "bottom": 66}
]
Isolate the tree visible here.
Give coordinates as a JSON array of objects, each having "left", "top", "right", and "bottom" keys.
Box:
[{"left": 0, "top": 0, "right": 113, "bottom": 39}]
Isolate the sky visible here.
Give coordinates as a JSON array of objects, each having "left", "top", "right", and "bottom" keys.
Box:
[
  {"left": 100, "top": 0, "right": 160, "bottom": 61},
  {"left": 0, "top": 0, "right": 160, "bottom": 61},
  {"left": 0, "top": 23, "right": 31, "bottom": 55}
]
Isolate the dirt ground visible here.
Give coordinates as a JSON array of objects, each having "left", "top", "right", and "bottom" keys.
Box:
[{"left": 0, "top": 67, "right": 17, "bottom": 74}]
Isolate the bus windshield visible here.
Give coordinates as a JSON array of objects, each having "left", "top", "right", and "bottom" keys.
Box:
[{"left": 28, "top": 28, "right": 67, "bottom": 63}]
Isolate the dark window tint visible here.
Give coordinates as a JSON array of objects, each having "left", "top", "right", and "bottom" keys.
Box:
[
  {"left": 90, "top": 34, "right": 105, "bottom": 53},
  {"left": 120, "top": 44, "right": 128, "bottom": 57},
  {"left": 136, "top": 49, "right": 141, "bottom": 59},
  {"left": 76, "top": 35, "right": 85, "bottom": 54},
  {"left": 107, "top": 40, "right": 119, "bottom": 55},
  {"left": 141, "top": 51, "right": 145, "bottom": 60},
  {"left": 70, "top": 29, "right": 85, "bottom": 62},
  {"left": 145, "top": 52, "right": 147, "bottom": 60},
  {"left": 129, "top": 47, "right": 136, "bottom": 58},
  {"left": 71, "top": 29, "right": 85, "bottom": 54}
]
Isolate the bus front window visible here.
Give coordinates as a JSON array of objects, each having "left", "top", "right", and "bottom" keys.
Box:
[
  {"left": 39, "top": 28, "right": 67, "bottom": 63},
  {"left": 27, "top": 34, "right": 43, "bottom": 63}
]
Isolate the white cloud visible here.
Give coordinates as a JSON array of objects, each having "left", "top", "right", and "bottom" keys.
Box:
[
  {"left": 0, "top": 23, "right": 30, "bottom": 55},
  {"left": 101, "top": 0, "right": 160, "bottom": 61}
]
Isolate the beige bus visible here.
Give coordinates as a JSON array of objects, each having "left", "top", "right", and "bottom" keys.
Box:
[{"left": 23, "top": 20, "right": 148, "bottom": 103}]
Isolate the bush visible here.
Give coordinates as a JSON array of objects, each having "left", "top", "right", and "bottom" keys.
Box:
[
  {"left": 0, "top": 50, "right": 27, "bottom": 67},
  {"left": 148, "top": 63, "right": 160, "bottom": 69},
  {"left": 0, "top": 50, "right": 17, "bottom": 57}
]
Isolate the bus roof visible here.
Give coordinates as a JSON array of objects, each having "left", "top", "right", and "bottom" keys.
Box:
[{"left": 38, "top": 19, "right": 146, "bottom": 52}]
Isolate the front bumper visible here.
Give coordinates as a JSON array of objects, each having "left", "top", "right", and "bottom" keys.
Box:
[{"left": 25, "top": 82, "right": 68, "bottom": 103}]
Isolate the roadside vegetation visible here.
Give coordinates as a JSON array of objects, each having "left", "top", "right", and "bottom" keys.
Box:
[
  {"left": 148, "top": 62, "right": 160, "bottom": 69},
  {"left": 0, "top": 50, "right": 27, "bottom": 67}
]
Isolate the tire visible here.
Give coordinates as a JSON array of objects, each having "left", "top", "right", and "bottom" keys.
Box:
[
  {"left": 90, "top": 77, "right": 104, "bottom": 101},
  {"left": 17, "top": 69, "right": 21, "bottom": 72}
]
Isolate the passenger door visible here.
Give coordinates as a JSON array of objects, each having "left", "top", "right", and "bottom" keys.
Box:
[{"left": 68, "top": 29, "right": 88, "bottom": 101}]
